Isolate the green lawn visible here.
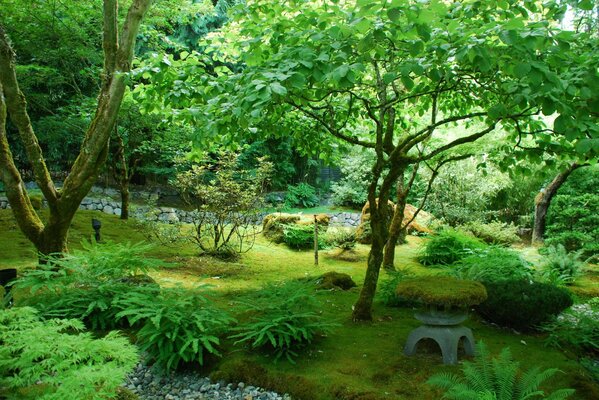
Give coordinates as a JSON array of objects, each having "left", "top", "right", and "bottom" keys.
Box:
[{"left": 1, "top": 209, "right": 597, "bottom": 399}]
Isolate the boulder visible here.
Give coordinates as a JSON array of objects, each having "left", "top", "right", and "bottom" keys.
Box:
[{"left": 317, "top": 271, "right": 357, "bottom": 290}]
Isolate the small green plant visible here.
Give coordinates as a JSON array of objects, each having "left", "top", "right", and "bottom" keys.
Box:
[
  {"left": 282, "top": 223, "right": 327, "bottom": 250},
  {"left": 449, "top": 247, "right": 533, "bottom": 283},
  {"left": 326, "top": 229, "right": 357, "bottom": 251},
  {"left": 540, "top": 244, "right": 584, "bottom": 285},
  {"left": 419, "top": 228, "right": 486, "bottom": 266},
  {"left": 115, "top": 286, "right": 234, "bottom": 371},
  {"left": 14, "top": 240, "right": 163, "bottom": 330},
  {"left": 427, "top": 341, "right": 575, "bottom": 400},
  {"left": 377, "top": 268, "right": 415, "bottom": 307},
  {"left": 542, "top": 300, "right": 599, "bottom": 356},
  {"left": 0, "top": 307, "right": 138, "bottom": 400},
  {"left": 230, "top": 281, "right": 337, "bottom": 363},
  {"left": 284, "top": 182, "right": 319, "bottom": 208},
  {"left": 476, "top": 280, "right": 573, "bottom": 332},
  {"left": 462, "top": 220, "right": 519, "bottom": 245}
]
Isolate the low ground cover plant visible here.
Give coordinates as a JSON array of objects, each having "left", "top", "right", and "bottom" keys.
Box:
[
  {"left": 115, "top": 285, "right": 235, "bottom": 371},
  {"left": 540, "top": 244, "right": 585, "bottom": 286},
  {"left": 542, "top": 298, "right": 599, "bottom": 356},
  {"left": 14, "top": 240, "right": 162, "bottom": 330},
  {"left": 449, "top": 246, "right": 533, "bottom": 283},
  {"left": 282, "top": 223, "right": 328, "bottom": 250},
  {"left": 0, "top": 307, "right": 138, "bottom": 400},
  {"left": 462, "top": 220, "right": 520, "bottom": 245},
  {"left": 284, "top": 182, "right": 319, "bottom": 208},
  {"left": 419, "top": 228, "right": 486, "bottom": 266},
  {"left": 476, "top": 280, "right": 573, "bottom": 332},
  {"left": 427, "top": 342, "right": 575, "bottom": 399},
  {"left": 230, "top": 281, "right": 337, "bottom": 362}
]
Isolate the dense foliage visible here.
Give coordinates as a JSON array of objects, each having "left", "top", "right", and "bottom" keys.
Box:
[
  {"left": 419, "top": 229, "right": 486, "bottom": 266},
  {"left": 477, "top": 280, "right": 573, "bottom": 332},
  {"left": 449, "top": 247, "right": 533, "bottom": 283},
  {"left": 427, "top": 342, "right": 574, "bottom": 400},
  {"left": 282, "top": 224, "right": 327, "bottom": 250},
  {"left": 0, "top": 307, "right": 138, "bottom": 400},
  {"left": 545, "top": 167, "right": 599, "bottom": 259},
  {"left": 230, "top": 281, "right": 336, "bottom": 362},
  {"left": 540, "top": 245, "right": 585, "bottom": 286},
  {"left": 116, "top": 286, "right": 234, "bottom": 371},
  {"left": 284, "top": 182, "right": 320, "bottom": 208}
]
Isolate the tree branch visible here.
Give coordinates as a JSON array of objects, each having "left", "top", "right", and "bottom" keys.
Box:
[{"left": 0, "top": 24, "right": 58, "bottom": 204}]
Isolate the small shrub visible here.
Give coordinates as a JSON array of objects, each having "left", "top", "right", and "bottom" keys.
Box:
[
  {"left": 284, "top": 183, "right": 319, "bottom": 208},
  {"left": 377, "top": 268, "right": 415, "bottom": 307},
  {"left": 14, "top": 240, "right": 163, "bottom": 330},
  {"left": 427, "top": 341, "right": 575, "bottom": 400},
  {"left": 449, "top": 247, "right": 533, "bottom": 283},
  {"left": 418, "top": 229, "right": 486, "bottom": 266},
  {"left": 542, "top": 300, "right": 599, "bottom": 356},
  {"left": 476, "top": 280, "right": 573, "bottom": 331},
  {"left": 326, "top": 229, "right": 357, "bottom": 251},
  {"left": 316, "top": 271, "right": 356, "bottom": 290},
  {"left": 115, "top": 286, "right": 234, "bottom": 372},
  {"left": 262, "top": 213, "right": 301, "bottom": 243},
  {"left": 0, "top": 307, "right": 138, "bottom": 400},
  {"left": 540, "top": 244, "right": 584, "bottom": 285},
  {"left": 462, "top": 220, "right": 519, "bottom": 245},
  {"left": 282, "top": 223, "right": 327, "bottom": 250},
  {"left": 230, "top": 281, "right": 337, "bottom": 362}
]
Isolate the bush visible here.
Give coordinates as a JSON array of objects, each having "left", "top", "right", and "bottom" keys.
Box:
[
  {"left": 377, "top": 268, "right": 415, "bottom": 307},
  {"left": 326, "top": 229, "right": 357, "bottom": 251},
  {"left": 284, "top": 183, "right": 319, "bottom": 208},
  {"left": 476, "top": 280, "right": 573, "bottom": 332},
  {"left": 0, "top": 307, "right": 138, "bottom": 400},
  {"left": 542, "top": 299, "right": 599, "bottom": 356},
  {"left": 427, "top": 341, "right": 575, "bottom": 400},
  {"left": 449, "top": 247, "right": 533, "bottom": 283},
  {"left": 331, "top": 150, "right": 376, "bottom": 208},
  {"left": 115, "top": 286, "right": 234, "bottom": 371},
  {"left": 15, "top": 240, "right": 163, "bottom": 330},
  {"left": 282, "top": 223, "right": 327, "bottom": 250},
  {"left": 545, "top": 166, "right": 599, "bottom": 259},
  {"left": 539, "top": 244, "right": 585, "bottom": 285},
  {"left": 418, "top": 228, "right": 485, "bottom": 266},
  {"left": 462, "top": 220, "right": 519, "bottom": 245},
  {"left": 230, "top": 281, "right": 337, "bottom": 362}
]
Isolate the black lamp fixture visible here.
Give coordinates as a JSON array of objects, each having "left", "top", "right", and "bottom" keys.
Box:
[{"left": 92, "top": 218, "right": 102, "bottom": 242}]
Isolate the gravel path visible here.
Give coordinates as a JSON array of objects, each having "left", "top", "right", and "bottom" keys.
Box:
[{"left": 123, "top": 362, "right": 291, "bottom": 400}]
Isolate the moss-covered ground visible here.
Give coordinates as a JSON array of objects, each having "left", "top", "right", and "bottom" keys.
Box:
[{"left": 1, "top": 209, "right": 597, "bottom": 399}]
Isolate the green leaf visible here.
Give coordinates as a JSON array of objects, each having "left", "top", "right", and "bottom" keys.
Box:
[
  {"left": 383, "top": 72, "right": 397, "bottom": 84},
  {"left": 270, "top": 82, "right": 288, "bottom": 96},
  {"left": 401, "top": 75, "right": 414, "bottom": 90},
  {"left": 513, "top": 63, "right": 531, "bottom": 78},
  {"left": 387, "top": 7, "right": 401, "bottom": 22}
]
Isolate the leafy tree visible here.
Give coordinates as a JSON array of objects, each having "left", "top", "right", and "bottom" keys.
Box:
[
  {"left": 138, "top": 0, "right": 597, "bottom": 320},
  {"left": 0, "top": 0, "right": 152, "bottom": 255},
  {"left": 175, "top": 152, "right": 272, "bottom": 259}
]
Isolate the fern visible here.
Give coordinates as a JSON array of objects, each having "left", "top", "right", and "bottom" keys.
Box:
[
  {"left": 0, "top": 307, "right": 138, "bottom": 400},
  {"left": 427, "top": 342, "right": 575, "bottom": 400},
  {"left": 230, "top": 281, "right": 338, "bottom": 363},
  {"left": 115, "top": 285, "right": 234, "bottom": 371}
]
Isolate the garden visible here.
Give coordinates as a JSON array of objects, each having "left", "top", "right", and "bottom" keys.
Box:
[{"left": 0, "top": 1, "right": 598, "bottom": 400}]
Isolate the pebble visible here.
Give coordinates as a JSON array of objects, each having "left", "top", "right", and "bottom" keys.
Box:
[{"left": 123, "top": 362, "right": 292, "bottom": 400}]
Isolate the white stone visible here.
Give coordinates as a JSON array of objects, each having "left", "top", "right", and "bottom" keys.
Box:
[{"left": 103, "top": 205, "right": 114, "bottom": 214}]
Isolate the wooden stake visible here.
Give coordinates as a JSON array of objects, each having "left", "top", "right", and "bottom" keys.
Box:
[{"left": 314, "top": 214, "right": 319, "bottom": 266}]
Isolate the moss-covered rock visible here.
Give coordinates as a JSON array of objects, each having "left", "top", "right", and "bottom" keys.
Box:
[
  {"left": 317, "top": 271, "right": 357, "bottom": 290},
  {"left": 115, "top": 387, "right": 139, "bottom": 400},
  {"left": 262, "top": 213, "right": 301, "bottom": 243},
  {"left": 395, "top": 276, "right": 487, "bottom": 308}
]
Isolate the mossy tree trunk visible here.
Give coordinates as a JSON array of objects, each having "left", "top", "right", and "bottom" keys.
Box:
[
  {"left": 532, "top": 163, "right": 585, "bottom": 244},
  {"left": 112, "top": 124, "right": 137, "bottom": 220},
  {"left": 0, "top": 0, "right": 152, "bottom": 255}
]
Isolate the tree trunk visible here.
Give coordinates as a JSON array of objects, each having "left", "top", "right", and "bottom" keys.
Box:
[
  {"left": 120, "top": 184, "right": 130, "bottom": 220},
  {"left": 0, "top": 1, "right": 152, "bottom": 256},
  {"left": 532, "top": 163, "right": 584, "bottom": 244},
  {"left": 383, "top": 170, "right": 410, "bottom": 270}
]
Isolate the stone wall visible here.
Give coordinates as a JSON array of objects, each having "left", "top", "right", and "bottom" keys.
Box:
[{"left": 0, "top": 194, "right": 362, "bottom": 227}]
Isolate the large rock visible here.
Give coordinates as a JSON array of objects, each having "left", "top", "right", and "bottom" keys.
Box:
[{"left": 356, "top": 200, "right": 432, "bottom": 244}]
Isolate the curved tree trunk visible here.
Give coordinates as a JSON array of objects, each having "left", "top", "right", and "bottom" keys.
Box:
[
  {"left": 532, "top": 163, "right": 584, "bottom": 244},
  {"left": 0, "top": 1, "right": 151, "bottom": 255},
  {"left": 383, "top": 169, "right": 410, "bottom": 270}
]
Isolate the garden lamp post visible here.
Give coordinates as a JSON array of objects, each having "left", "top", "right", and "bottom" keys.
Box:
[{"left": 92, "top": 218, "right": 102, "bottom": 242}]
